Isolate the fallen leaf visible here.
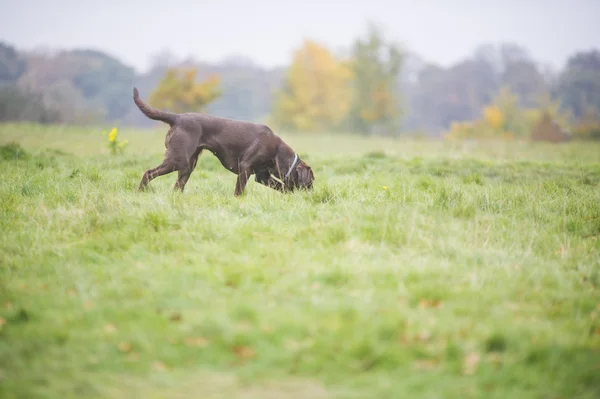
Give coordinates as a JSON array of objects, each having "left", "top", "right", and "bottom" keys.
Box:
[
  {"left": 398, "top": 333, "right": 410, "bottom": 345},
  {"left": 104, "top": 323, "right": 117, "bottom": 334},
  {"left": 236, "top": 321, "right": 252, "bottom": 332},
  {"left": 413, "top": 359, "right": 438, "bottom": 370},
  {"left": 261, "top": 325, "right": 273, "bottom": 333},
  {"left": 118, "top": 342, "right": 132, "bottom": 353},
  {"left": 185, "top": 336, "right": 210, "bottom": 348},
  {"left": 418, "top": 299, "right": 443, "bottom": 309},
  {"left": 153, "top": 361, "right": 167, "bottom": 371},
  {"left": 0, "top": 317, "right": 5, "bottom": 328},
  {"left": 417, "top": 331, "right": 432, "bottom": 342},
  {"left": 487, "top": 352, "right": 503, "bottom": 365},
  {"left": 555, "top": 247, "right": 567, "bottom": 257},
  {"left": 67, "top": 288, "right": 76, "bottom": 297},
  {"left": 531, "top": 336, "right": 538, "bottom": 344},
  {"left": 233, "top": 346, "right": 255, "bottom": 359},
  {"left": 458, "top": 328, "right": 470, "bottom": 338},
  {"left": 463, "top": 352, "right": 481, "bottom": 375},
  {"left": 284, "top": 339, "right": 302, "bottom": 351},
  {"left": 169, "top": 313, "right": 182, "bottom": 322}
]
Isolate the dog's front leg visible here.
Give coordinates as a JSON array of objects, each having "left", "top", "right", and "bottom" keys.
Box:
[
  {"left": 234, "top": 166, "right": 252, "bottom": 197},
  {"left": 255, "top": 171, "right": 284, "bottom": 192},
  {"left": 267, "top": 176, "right": 285, "bottom": 192}
]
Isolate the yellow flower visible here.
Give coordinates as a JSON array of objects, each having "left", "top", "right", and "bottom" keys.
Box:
[
  {"left": 108, "top": 127, "right": 118, "bottom": 143},
  {"left": 383, "top": 186, "right": 387, "bottom": 190}
]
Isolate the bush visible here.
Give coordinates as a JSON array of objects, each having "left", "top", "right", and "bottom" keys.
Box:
[
  {"left": 530, "top": 112, "right": 570, "bottom": 143},
  {"left": 570, "top": 107, "right": 600, "bottom": 141},
  {"left": 0, "top": 85, "right": 61, "bottom": 123}
]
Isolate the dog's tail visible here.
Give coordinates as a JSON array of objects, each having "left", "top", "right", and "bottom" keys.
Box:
[{"left": 132, "top": 87, "right": 178, "bottom": 126}]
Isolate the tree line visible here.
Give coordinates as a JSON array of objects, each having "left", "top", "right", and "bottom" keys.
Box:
[{"left": 1, "top": 23, "right": 599, "bottom": 140}]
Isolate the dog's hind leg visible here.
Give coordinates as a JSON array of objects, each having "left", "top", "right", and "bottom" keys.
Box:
[
  {"left": 174, "top": 168, "right": 192, "bottom": 192},
  {"left": 138, "top": 160, "right": 177, "bottom": 191},
  {"left": 174, "top": 149, "right": 202, "bottom": 192}
]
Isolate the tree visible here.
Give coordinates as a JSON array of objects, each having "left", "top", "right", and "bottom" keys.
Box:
[
  {"left": 0, "top": 42, "right": 26, "bottom": 84},
  {"left": 525, "top": 91, "right": 572, "bottom": 131},
  {"left": 347, "top": 23, "right": 403, "bottom": 135},
  {"left": 149, "top": 67, "right": 221, "bottom": 113},
  {"left": 203, "top": 57, "right": 285, "bottom": 123},
  {"left": 491, "top": 86, "right": 528, "bottom": 137},
  {"left": 16, "top": 49, "right": 134, "bottom": 123},
  {"left": 410, "top": 58, "right": 499, "bottom": 134},
  {"left": 473, "top": 43, "right": 548, "bottom": 108},
  {"left": 555, "top": 50, "right": 600, "bottom": 119},
  {"left": 0, "top": 85, "right": 60, "bottom": 123},
  {"left": 501, "top": 59, "right": 547, "bottom": 107},
  {"left": 68, "top": 50, "right": 136, "bottom": 121},
  {"left": 444, "top": 86, "right": 546, "bottom": 141},
  {"left": 271, "top": 39, "right": 352, "bottom": 132},
  {"left": 481, "top": 86, "right": 558, "bottom": 139},
  {"left": 570, "top": 105, "right": 600, "bottom": 141}
]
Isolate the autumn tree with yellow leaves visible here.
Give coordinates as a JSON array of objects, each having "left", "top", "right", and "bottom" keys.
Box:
[
  {"left": 347, "top": 24, "right": 404, "bottom": 135},
  {"left": 271, "top": 39, "right": 352, "bottom": 132},
  {"left": 150, "top": 67, "right": 221, "bottom": 113}
]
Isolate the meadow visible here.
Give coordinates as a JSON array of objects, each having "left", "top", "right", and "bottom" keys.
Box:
[{"left": 1, "top": 122, "right": 599, "bottom": 399}]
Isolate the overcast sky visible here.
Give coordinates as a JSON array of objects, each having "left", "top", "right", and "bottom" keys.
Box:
[{"left": 1, "top": 0, "right": 599, "bottom": 73}]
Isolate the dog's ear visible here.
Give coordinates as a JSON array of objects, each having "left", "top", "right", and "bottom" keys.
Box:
[
  {"left": 296, "top": 164, "right": 306, "bottom": 183},
  {"left": 296, "top": 164, "right": 313, "bottom": 186},
  {"left": 298, "top": 167, "right": 307, "bottom": 184},
  {"left": 301, "top": 164, "right": 314, "bottom": 180}
]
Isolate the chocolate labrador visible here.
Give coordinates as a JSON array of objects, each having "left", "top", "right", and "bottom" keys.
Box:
[{"left": 132, "top": 87, "right": 314, "bottom": 196}]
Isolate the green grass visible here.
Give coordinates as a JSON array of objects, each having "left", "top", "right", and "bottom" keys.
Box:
[{"left": 1, "top": 122, "right": 599, "bottom": 399}]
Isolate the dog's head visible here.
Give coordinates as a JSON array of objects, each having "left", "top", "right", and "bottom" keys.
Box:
[{"left": 285, "top": 159, "right": 314, "bottom": 192}]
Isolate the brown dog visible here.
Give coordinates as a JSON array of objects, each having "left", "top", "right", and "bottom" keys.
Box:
[{"left": 132, "top": 87, "right": 314, "bottom": 196}]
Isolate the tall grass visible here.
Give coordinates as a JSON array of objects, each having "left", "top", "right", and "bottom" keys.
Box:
[{"left": 1, "top": 123, "right": 599, "bottom": 399}]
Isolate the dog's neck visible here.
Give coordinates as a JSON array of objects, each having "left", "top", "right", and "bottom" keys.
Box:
[
  {"left": 285, "top": 154, "right": 299, "bottom": 179},
  {"left": 274, "top": 144, "right": 297, "bottom": 180}
]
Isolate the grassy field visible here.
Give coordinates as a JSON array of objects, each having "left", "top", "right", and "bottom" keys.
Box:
[{"left": 1, "top": 122, "right": 599, "bottom": 399}]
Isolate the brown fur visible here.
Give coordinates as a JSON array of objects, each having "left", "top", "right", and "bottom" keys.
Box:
[{"left": 132, "top": 87, "right": 314, "bottom": 196}]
